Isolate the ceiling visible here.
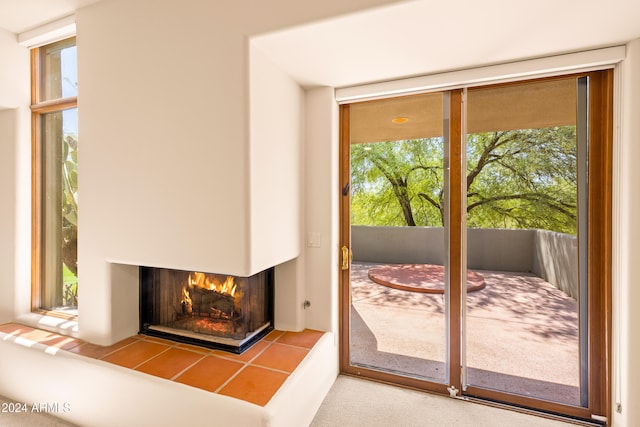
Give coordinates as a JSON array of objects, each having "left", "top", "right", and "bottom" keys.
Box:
[
  {"left": 2, "top": 0, "right": 640, "bottom": 91},
  {"left": 0, "top": 0, "right": 102, "bottom": 34},
  {"left": 252, "top": 0, "right": 640, "bottom": 89}
]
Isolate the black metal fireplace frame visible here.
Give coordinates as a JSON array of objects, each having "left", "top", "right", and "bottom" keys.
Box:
[{"left": 139, "top": 266, "right": 274, "bottom": 354}]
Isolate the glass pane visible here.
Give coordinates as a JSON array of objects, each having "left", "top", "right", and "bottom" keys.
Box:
[
  {"left": 464, "top": 78, "right": 582, "bottom": 405},
  {"left": 348, "top": 92, "right": 448, "bottom": 382},
  {"left": 39, "top": 37, "right": 77, "bottom": 102},
  {"left": 40, "top": 108, "right": 78, "bottom": 312}
]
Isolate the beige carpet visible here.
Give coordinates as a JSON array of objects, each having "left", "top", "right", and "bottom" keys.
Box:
[
  {"left": 1, "top": 378, "right": 586, "bottom": 427},
  {"left": 311, "top": 375, "right": 582, "bottom": 427}
]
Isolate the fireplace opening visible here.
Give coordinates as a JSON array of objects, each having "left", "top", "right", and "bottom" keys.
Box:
[{"left": 139, "top": 266, "right": 274, "bottom": 354}]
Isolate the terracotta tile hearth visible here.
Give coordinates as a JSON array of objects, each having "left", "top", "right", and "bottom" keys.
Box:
[{"left": 0, "top": 323, "right": 324, "bottom": 407}]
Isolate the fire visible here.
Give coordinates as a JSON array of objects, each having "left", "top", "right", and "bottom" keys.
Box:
[
  {"left": 186, "top": 272, "right": 237, "bottom": 297},
  {"left": 189, "top": 272, "right": 207, "bottom": 289},
  {"left": 181, "top": 272, "right": 238, "bottom": 318},
  {"left": 220, "top": 276, "right": 237, "bottom": 296},
  {"left": 181, "top": 286, "right": 192, "bottom": 305}
]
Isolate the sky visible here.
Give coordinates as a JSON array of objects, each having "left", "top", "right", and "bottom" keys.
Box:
[{"left": 61, "top": 45, "right": 78, "bottom": 136}]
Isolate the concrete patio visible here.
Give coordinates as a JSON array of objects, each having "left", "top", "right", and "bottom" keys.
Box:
[{"left": 349, "top": 261, "right": 580, "bottom": 406}]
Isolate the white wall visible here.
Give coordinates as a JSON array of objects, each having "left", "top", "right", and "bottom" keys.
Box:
[
  {"left": 0, "top": 109, "right": 17, "bottom": 323},
  {"left": 73, "top": 0, "right": 395, "bottom": 344},
  {"left": 249, "top": 43, "right": 303, "bottom": 274},
  {"left": 77, "top": 0, "right": 253, "bottom": 277},
  {"left": 0, "top": 28, "right": 29, "bottom": 324},
  {"left": 249, "top": 43, "right": 305, "bottom": 331},
  {"left": 612, "top": 38, "right": 640, "bottom": 427},
  {"left": 0, "top": 29, "right": 29, "bottom": 109},
  {"left": 75, "top": 0, "right": 285, "bottom": 344},
  {"left": 303, "top": 87, "right": 339, "bottom": 334},
  {"left": 270, "top": 86, "right": 340, "bottom": 335}
]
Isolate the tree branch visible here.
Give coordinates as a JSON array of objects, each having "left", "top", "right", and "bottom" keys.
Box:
[
  {"left": 417, "top": 192, "right": 444, "bottom": 224},
  {"left": 467, "top": 193, "right": 576, "bottom": 219}
]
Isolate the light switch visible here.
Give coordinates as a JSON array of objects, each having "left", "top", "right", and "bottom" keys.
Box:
[{"left": 307, "top": 232, "right": 321, "bottom": 248}]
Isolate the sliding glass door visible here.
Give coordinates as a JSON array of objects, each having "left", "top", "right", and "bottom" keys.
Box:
[
  {"left": 344, "top": 92, "right": 449, "bottom": 385},
  {"left": 340, "top": 71, "right": 612, "bottom": 422},
  {"left": 463, "top": 77, "right": 588, "bottom": 407}
]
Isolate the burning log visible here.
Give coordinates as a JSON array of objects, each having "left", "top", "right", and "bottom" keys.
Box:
[{"left": 188, "top": 286, "right": 235, "bottom": 318}]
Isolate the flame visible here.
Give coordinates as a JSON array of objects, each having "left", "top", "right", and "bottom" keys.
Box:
[
  {"left": 181, "top": 286, "right": 192, "bottom": 305},
  {"left": 187, "top": 272, "right": 236, "bottom": 297},
  {"left": 221, "top": 276, "right": 237, "bottom": 297},
  {"left": 189, "top": 272, "right": 208, "bottom": 289}
]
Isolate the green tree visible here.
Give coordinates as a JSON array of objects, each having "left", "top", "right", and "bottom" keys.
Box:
[
  {"left": 351, "top": 138, "right": 445, "bottom": 226},
  {"left": 62, "top": 134, "right": 78, "bottom": 274},
  {"left": 351, "top": 126, "right": 577, "bottom": 234},
  {"left": 61, "top": 134, "right": 78, "bottom": 306}
]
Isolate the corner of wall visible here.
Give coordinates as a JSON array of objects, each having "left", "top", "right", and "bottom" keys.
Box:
[
  {"left": 109, "top": 263, "right": 140, "bottom": 342},
  {"left": 0, "top": 30, "right": 30, "bottom": 324},
  {"left": 303, "top": 87, "right": 339, "bottom": 335},
  {"left": 0, "top": 109, "right": 18, "bottom": 323},
  {"left": 248, "top": 41, "right": 304, "bottom": 274},
  {"left": 611, "top": 37, "right": 640, "bottom": 427},
  {"left": 274, "top": 259, "right": 305, "bottom": 331}
]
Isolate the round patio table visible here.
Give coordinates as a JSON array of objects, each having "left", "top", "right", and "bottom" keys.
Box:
[{"left": 368, "top": 263, "right": 485, "bottom": 294}]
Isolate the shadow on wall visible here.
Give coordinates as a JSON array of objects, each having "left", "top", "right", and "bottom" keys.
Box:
[
  {"left": 532, "top": 230, "right": 578, "bottom": 299},
  {"left": 351, "top": 226, "right": 577, "bottom": 299}
]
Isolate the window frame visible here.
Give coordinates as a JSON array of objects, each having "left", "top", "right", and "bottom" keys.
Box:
[{"left": 30, "top": 37, "right": 78, "bottom": 319}]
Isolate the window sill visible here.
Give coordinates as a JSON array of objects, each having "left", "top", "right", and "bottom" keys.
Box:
[
  {"left": 31, "top": 307, "right": 78, "bottom": 321},
  {"left": 14, "top": 312, "right": 78, "bottom": 339}
]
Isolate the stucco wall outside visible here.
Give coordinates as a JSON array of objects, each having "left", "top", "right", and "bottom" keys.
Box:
[
  {"left": 352, "top": 226, "right": 445, "bottom": 265},
  {"left": 532, "top": 229, "right": 579, "bottom": 298},
  {"left": 467, "top": 228, "right": 535, "bottom": 273},
  {"left": 352, "top": 226, "right": 577, "bottom": 297}
]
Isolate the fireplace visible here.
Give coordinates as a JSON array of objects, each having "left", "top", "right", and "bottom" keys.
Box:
[{"left": 139, "top": 266, "right": 274, "bottom": 353}]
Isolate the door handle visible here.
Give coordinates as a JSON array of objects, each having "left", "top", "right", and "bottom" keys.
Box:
[{"left": 341, "top": 246, "right": 352, "bottom": 270}]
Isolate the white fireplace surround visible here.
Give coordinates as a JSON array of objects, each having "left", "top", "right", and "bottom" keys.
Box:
[{"left": 6, "top": 24, "right": 339, "bottom": 347}]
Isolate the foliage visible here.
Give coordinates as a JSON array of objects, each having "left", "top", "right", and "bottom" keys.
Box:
[
  {"left": 63, "top": 264, "right": 78, "bottom": 307},
  {"left": 351, "top": 127, "right": 577, "bottom": 234},
  {"left": 351, "top": 138, "right": 445, "bottom": 227},
  {"left": 61, "top": 134, "right": 78, "bottom": 306}
]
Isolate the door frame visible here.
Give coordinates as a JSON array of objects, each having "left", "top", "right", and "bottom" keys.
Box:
[{"left": 338, "top": 71, "right": 612, "bottom": 423}]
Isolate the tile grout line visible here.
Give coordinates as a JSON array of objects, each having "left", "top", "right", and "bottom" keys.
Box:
[
  {"left": 210, "top": 332, "right": 321, "bottom": 403},
  {"left": 267, "top": 341, "right": 315, "bottom": 351},
  {"left": 168, "top": 353, "right": 209, "bottom": 381},
  {"left": 95, "top": 338, "right": 142, "bottom": 360},
  {"left": 212, "top": 333, "right": 319, "bottom": 394},
  {"left": 214, "top": 339, "right": 273, "bottom": 364},
  {"left": 249, "top": 362, "right": 299, "bottom": 376},
  {"left": 129, "top": 345, "right": 174, "bottom": 370},
  {"left": 139, "top": 336, "right": 215, "bottom": 357},
  {"left": 212, "top": 339, "right": 277, "bottom": 393},
  {"left": 214, "top": 363, "right": 251, "bottom": 394}
]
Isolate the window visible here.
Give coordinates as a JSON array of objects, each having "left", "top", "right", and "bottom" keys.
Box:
[{"left": 31, "top": 37, "right": 78, "bottom": 317}]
